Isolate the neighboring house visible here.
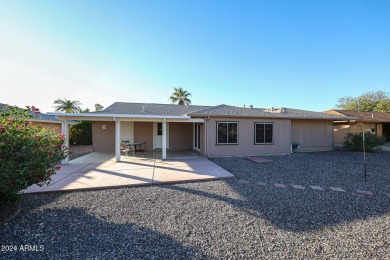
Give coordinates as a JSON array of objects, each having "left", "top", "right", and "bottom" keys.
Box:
[
  {"left": 51, "top": 102, "right": 353, "bottom": 163},
  {"left": 0, "top": 103, "right": 76, "bottom": 131},
  {"left": 324, "top": 110, "right": 390, "bottom": 146}
]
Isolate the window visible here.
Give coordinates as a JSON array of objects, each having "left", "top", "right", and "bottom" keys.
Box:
[
  {"left": 157, "top": 123, "right": 162, "bottom": 136},
  {"left": 217, "top": 122, "right": 238, "bottom": 144},
  {"left": 255, "top": 123, "right": 273, "bottom": 144},
  {"left": 370, "top": 124, "right": 376, "bottom": 134}
]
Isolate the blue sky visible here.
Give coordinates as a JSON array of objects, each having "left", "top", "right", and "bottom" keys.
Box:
[{"left": 1, "top": 0, "right": 389, "bottom": 112}]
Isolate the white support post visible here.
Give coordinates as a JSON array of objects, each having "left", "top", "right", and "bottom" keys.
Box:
[
  {"left": 115, "top": 119, "right": 121, "bottom": 162},
  {"left": 162, "top": 119, "right": 167, "bottom": 160},
  {"left": 61, "top": 120, "right": 69, "bottom": 164}
]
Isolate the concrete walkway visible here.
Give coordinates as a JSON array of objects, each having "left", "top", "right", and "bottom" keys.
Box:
[{"left": 23, "top": 152, "right": 234, "bottom": 193}]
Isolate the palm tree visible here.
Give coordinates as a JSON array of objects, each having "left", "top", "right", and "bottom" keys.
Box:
[
  {"left": 53, "top": 98, "right": 82, "bottom": 113},
  {"left": 169, "top": 87, "right": 192, "bottom": 105}
]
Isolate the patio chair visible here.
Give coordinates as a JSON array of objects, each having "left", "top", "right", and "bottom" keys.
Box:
[{"left": 121, "top": 142, "right": 135, "bottom": 158}]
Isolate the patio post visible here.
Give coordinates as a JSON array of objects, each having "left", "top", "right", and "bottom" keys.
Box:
[
  {"left": 61, "top": 120, "right": 69, "bottom": 164},
  {"left": 162, "top": 119, "right": 167, "bottom": 160},
  {"left": 115, "top": 119, "right": 121, "bottom": 162}
]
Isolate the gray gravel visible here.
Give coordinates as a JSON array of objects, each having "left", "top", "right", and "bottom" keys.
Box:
[{"left": 1, "top": 151, "right": 389, "bottom": 259}]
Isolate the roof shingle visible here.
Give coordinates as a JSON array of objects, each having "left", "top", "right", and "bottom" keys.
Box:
[
  {"left": 98, "top": 102, "right": 354, "bottom": 120},
  {"left": 330, "top": 110, "right": 390, "bottom": 122}
]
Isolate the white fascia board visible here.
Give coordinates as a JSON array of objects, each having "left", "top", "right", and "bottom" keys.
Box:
[
  {"left": 166, "top": 118, "right": 205, "bottom": 123},
  {"left": 50, "top": 113, "right": 199, "bottom": 122}
]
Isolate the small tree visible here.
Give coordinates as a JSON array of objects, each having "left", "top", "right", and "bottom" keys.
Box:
[
  {"left": 0, "top": 105, "right": 67, "bottom": 204},
  {"left": 343, "top": 132, "right": 385, "bottom": 152},
  {"left": 95, "top": 103, "right": 104, "bottom": 111},
  {"left": 69, "top": 121, "right": 92, "bottom": 145}
]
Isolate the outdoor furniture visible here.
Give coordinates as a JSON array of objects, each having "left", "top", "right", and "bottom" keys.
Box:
[
  {"left": 126, "top": 142, "right": 146, "bottom": 155},
  {"left": 121, "top": 141, "right": 135, "bottom": 158}
]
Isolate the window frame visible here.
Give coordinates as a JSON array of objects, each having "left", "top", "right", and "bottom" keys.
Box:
[
  {"left": 216, "top": 121, "right": 239, "bottom": 145},
  {"left": 254, "top": 122, "right": 274, "bottom": 145}
]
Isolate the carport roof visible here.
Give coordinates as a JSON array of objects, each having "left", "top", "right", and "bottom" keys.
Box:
[{"left": 95, "top": 102, "right": 211, "bottom": 116}]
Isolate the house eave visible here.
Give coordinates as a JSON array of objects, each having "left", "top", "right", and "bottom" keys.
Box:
[{"left": 48, "top": 113, "right": 204, "bottom": 122}]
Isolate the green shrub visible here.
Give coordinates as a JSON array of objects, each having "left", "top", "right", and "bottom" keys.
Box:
[
  {"left": 69, "top": 121, "right": 92, "bottom": 145},
  {"left": 0, "top": 105, "right": 67, "bottom": 204},
  {"left": 343, "top": 132, "right": 386, "bottom": 152}
]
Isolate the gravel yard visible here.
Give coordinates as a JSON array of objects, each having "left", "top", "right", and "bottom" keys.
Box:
[{"left": 1, "top": 151, "right": 389, "bottom": 258}]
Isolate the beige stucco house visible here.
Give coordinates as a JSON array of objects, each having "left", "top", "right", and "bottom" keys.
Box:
[
  {"left": 324, "top": 110, "right": 390, "bottom": 146},
  {"left": 0, "top": 103, "right": 76, "bottom": 131},
  {"left": 51, "top": 102, "right": 352, "bottom": 163}
]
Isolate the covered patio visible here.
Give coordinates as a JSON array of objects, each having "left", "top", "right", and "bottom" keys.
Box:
[{"left": 23, "top": 152, "right": 234, "bottom": 193}]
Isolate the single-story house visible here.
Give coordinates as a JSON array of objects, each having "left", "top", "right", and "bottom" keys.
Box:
[
  {"left": 50, "top": 102, "right": 353, "bottom": 163},
  {"left": 0, "top": 103, "right": 77, "bottom": 131},
  {"left": 324, "top": 110, "right": 390, "bottom": 146}
]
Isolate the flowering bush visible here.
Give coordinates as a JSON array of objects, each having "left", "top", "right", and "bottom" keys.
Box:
[{"left": 0, "top": 105, "right": 68, "bottom": 204}]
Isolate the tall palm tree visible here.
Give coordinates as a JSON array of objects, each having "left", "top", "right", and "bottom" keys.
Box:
[
  {"left": 169, "top": 87, "right": 192, "bottom": 105},
  {"left": 53, "top": 98, "right": 82, "bottom": 113}
]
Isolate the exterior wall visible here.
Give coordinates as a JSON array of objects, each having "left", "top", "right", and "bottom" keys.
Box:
[
  {"left": 200, "top": 123, "right": 206, "bottom": 156},
  {"left": 169, "top": 122, "right": 193, "bottom": 150},
  {"left": 120, "top": 121, "right": 134, "bottom": 143},
  {"left": 134, "top": 122, "right": 153, "bottom": 151},
  {"left": 333, "top": 122, "right": 384, "bottom": 146},
  {"left": 29, "top": 121, "right": 61, "bottom": 132},
  {"left": 333, "top": 124, "right": 350, "bottom": 146},
  {"left": 92, "top": 121, "right": 115, "bottom": 152},
  {"left": 291, "top": 120, "right": 333, "bottom": 152},
  {"left": 206, "top": 118, "right": 291, "bottom": 157}
]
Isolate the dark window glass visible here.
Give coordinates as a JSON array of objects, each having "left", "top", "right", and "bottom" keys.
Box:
[
  {"left": 157, "top": 123, "right": 162, "bottom": 136},
  {"left": 255, "top": 124, "right": 265, "bottom": 143},
  {"left": 228, "top": 123, "right": 237, "bottom": 143},
  {"left": 255, "top": 123, "right": 273, "bottom": 144},
  {"left": 217, "top": 123, "right": 228, "bottom": 143},
  {"left": 217, "top": 122, "right": 237, "bottom": 144},
  {"left": 265, "top": 124, "right": 273, "bottom": 143}
]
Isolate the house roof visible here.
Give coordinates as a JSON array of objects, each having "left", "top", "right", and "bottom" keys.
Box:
[
  {"left": 0, "top": 103, "right": 76, "bottom": 124},
  {"left": 189, "top": 104, "right": 353, "bottom": 120},
  {"left": 93, "top": 102, "right": 354, "bottom": 120},
  {"left": 327, "top": 110, "right": 390, "bottom": 122},
  {"left": 96, "top": 102, "right": 212, "bottom": 116}
]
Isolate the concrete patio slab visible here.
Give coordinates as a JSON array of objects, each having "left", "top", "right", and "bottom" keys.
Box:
[{"left": 22, "top": 153, "right": 234, "bottom": 193}]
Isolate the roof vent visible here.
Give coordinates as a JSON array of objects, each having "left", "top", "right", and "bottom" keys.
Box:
[{"left": 372, "top": 113, "right": 374, "bottom": 118}]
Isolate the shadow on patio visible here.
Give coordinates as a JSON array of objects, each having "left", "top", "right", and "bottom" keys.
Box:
[{"left": 22, "top": 152, "right": 234, "bottom": 193}]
